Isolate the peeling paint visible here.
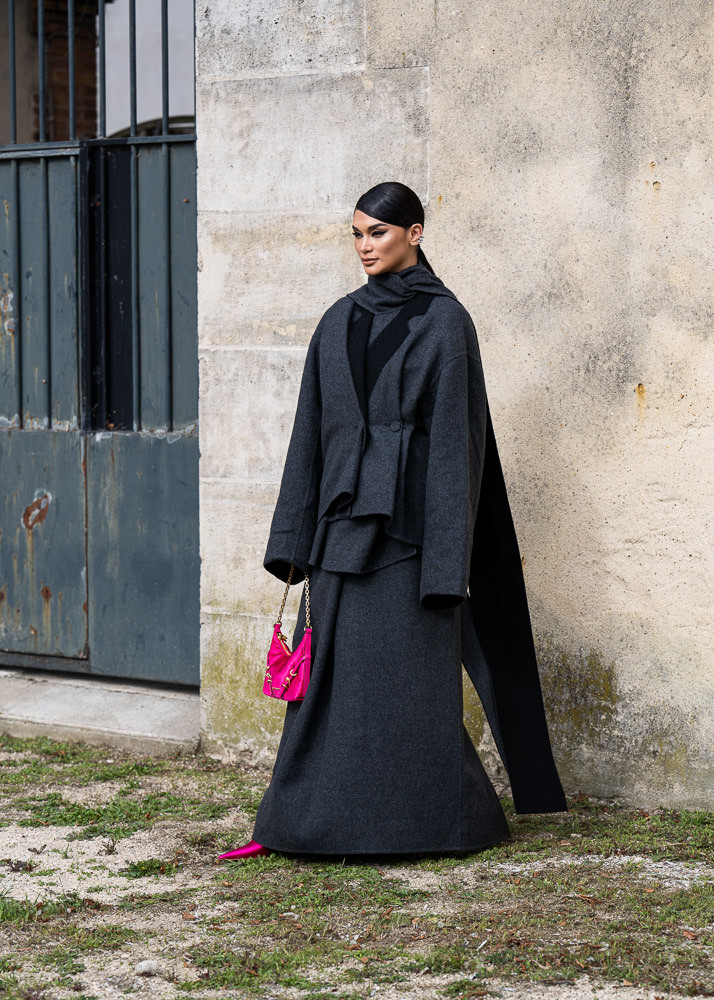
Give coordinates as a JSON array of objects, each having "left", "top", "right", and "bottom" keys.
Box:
[
  {"left": 1, "top": 275, "right": 15, "bottom": 336},
  {"left": 22, "top": 493, "right": 52, "bottom": 532}
]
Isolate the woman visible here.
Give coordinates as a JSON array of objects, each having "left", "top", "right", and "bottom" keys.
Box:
[{"left": 220, "top": 182, "right": 566, "bottom": 860}]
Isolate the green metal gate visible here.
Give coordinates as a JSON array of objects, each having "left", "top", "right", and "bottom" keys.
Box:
[{"left": 0, "top": 0, "right": 199, "bottom": 685}]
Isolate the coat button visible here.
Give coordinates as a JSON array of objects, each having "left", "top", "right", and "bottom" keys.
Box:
[{"left": 390, "top": 421, "right": 401, "bottom": 432}]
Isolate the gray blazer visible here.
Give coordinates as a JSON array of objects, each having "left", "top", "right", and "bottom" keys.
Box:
[{"left": 265, "top": 289, "right": 483, "bottom": 608}]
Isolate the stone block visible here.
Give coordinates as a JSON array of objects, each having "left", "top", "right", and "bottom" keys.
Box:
[
  {"left": 196, "top": 0, "right": 364, "bottom": 80},
  {"left": 199, "top": 346, "right": 303, "bottom": 481},
  {"left": 196, "top": 69, "right": 429, "bottom": 215},
  {"left": 200, "top": 479, "right": 285, "bottom": 615},
  {"left": 197, "top": 211, "right": 363, "bottom": 349},
  {"left": 365, "top": 0, "right": 434, "bottom": 69},
  {"left": 200, "top": 610, "right": 285, "bottom": 759}
]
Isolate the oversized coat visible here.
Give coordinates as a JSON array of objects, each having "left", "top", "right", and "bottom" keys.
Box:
[{"left": 255, "top": 266, "right": 565, "bottom": 856}]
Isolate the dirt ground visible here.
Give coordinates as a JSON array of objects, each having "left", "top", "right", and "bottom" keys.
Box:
[{"left": 0, "top": 736, "right": 711, "bottom": 1000}]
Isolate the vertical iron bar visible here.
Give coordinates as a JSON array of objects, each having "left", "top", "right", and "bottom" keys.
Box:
[
  {"left": 191, "top": 0, "right": 196, "bottom": 126},
  {"left": 130, "top": 147, "right": 140, "bottom": 429},
  {"left": 161, "top": 0, "right": 169, "bottom": 134},
  {"left": 67, "top": 0, "right": 76, "bottom": 139},
  {"left": 37, "top": 0, "right": 46, "bottom": 142},
  {"left": 163, "top": 143, "right": 172, "bottom": 428},
  {"left": 10, "top": 159, "right": 22, "bottom": 424},
  {"left": 41, "top": 158, "right": 51, "bottom": 424},
  {"left": 96, "top": 149, "right": 107, "bottom": 426},
  {"left": 129, "top": 0, "right": 137, "bottom": 136},
  {"left": 8, "top": 0, "right": 17, "bottom": 143},
  {"left": 77, "top": 147, "right": 92, "bottom": 431},
  {"left": 75, "top": 148, "right": 90, "bottom": 652},
  {"left": 98, "top": 0, "right": 106, "bottom": 137}
]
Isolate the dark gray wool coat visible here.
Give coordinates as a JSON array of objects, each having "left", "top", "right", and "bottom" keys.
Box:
[{"left": 255, "top": 266, "right": 565, "bottom": 856}]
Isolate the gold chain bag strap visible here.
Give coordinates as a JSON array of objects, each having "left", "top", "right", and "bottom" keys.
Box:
[{"left": 263, "top": 564, "right": 312, "bottom": 701}]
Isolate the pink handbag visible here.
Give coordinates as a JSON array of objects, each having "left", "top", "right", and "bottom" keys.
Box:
[{"left": 263, "top": 565, "right": 312, "bottom": 701}]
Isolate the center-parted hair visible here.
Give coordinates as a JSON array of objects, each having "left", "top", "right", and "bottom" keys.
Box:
[{"left": 354, "top": 182, "right": 435, "bottom": 274}]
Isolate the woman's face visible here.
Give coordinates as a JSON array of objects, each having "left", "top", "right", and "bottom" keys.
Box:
[{"left": 352, "top": 210, "right": 422, "bottom": 276}]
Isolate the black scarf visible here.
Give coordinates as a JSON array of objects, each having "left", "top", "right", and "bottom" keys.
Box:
[{"left": 346, "top": 267, "right": 457, "bottom": 420}]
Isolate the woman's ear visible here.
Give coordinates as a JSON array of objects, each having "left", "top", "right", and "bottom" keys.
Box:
[{"left": 409, "top": 224, "right": 423, "bottom": 247}]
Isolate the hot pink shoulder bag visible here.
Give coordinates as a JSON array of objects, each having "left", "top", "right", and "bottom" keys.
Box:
[{"left": 263, "top": 564, "right": 311, "bottom": 701}]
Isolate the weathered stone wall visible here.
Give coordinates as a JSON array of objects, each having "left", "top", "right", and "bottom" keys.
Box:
[{"left": 197, "top": 0, "right": 714, "bottom": 806}]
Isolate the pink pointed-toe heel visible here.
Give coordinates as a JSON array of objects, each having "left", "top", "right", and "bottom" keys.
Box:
[{"left": 218, "top": 839, "right": 272, "bottom": 861}]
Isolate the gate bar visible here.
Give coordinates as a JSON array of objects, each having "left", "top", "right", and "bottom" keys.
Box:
[
  {"left": 77, "top": 146, "right": 92, "bottom": 431},
  {"left": 98, "top": 0, "right": 107, "bottom": 138},
  {"left": 37, "top": 0, "right": 46, "bottom": 142},
  {"left": 41, "top": 158, "right": 51, "bottom": 423},
  {"left": 67, "top": 0, "right": 76, "bottom": 139},
  {"left": 11, "top": 160, "right": 22, "bottom": 423},
  {"left": 129, "top": 0, "right": 137, "bottom": 137},
  {"left": 8, "top": 0, "right": 16, "bottom": 143},
  {"left": 161, "top": 0, "right": 171, "bottom": 424},
  {"left": 0, "top": 136, "right": 195, "bottom": 160},
  {"left": 129, "top": 0, "right": 140, "bottom": 427},
  {"left": 96, "top": 149, "right": 108, "bottom": 426},
  {"left": 131, "top": 147, "right": 140, "bottom": 429},
  {"left": 161, "top": 0, "right": 169, "bottom": 134},
  {"left": 163, "top": 143, "right": 172, "bottom": 428}
]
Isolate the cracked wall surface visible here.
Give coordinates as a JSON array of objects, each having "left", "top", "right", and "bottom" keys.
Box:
[{"left": 197, "top": 0, "right": 714, "bottom": 807}]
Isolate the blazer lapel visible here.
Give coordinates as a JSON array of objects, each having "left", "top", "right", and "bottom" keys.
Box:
[{"left": 347, "top": 304, "right": 372, "bottom": 423}]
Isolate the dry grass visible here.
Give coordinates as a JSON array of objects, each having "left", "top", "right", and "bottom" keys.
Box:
[{"left": 0, "top": 734, "right": 711, "bottom": 1000}]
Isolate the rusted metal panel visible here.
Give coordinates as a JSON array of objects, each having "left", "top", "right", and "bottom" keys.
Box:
[
  {"left": 87, "top": 430, "right": 199, "bottom": 684},
  {"left": 18, "top": 160, "right": 51, "bottom": 428},
  {"left": 1, "top": 139, "right": 197, "bottom": 683},
  {"left": 0, "top": 428, "right": 88, "bottom": 656},
  {"left": 137, "top": 144, "right": 171, "bottom": 432},
  {"left": 0, "top": 157, "right": 79, "bottom": 431},
  {"left": 170, "top": 142, "right": 198, "bottom": 431},
  {"left": 0, "top": 161, "right": 21, "bottom": 426},
  {"left": 48, "top": 157, "right": 80, "bottom": 429}
]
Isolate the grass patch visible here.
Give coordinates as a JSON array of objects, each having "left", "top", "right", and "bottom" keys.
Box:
[
  {"left": 471, "top": 797, "right": 714, "bottom": 865},
  {"left": 442, "top": 979, "right": 495, "bottom": 999},
  {"left": 180, "top": 944, "right": 333, "bottom": 992},
  {"left": 402, "top": 863, "right": 714, "bottom": 996},
  {"left": 121, "top": 858, "right": 180, "bottom": 878},
  {"left": 0, "top": 891, "right": 88, "bottom": 925},
  {"left": 0, "top": 735, "right": 163, "bottom": 789},
  {"left": 33, "top": 927, "right": 139, "bottom": 980},
  {"left": 182, "top": 858, "right": 428, "bottom": 992},
  {"left": 14, "top": 789, "right": 227, "bottom": 839},
  {"left": 1, "top": 736, "right": 712, "bottom": 998},
  {"left": 32, "top": 924, "right": 138, "bottom": 951},
  {"left": 190, "top": 827, "right": 714, "bottom": 995},
  {"left": 117, "top": 887, "right": 200, "bottom": 911}
]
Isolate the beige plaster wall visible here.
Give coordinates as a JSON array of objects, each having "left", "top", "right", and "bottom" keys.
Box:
[{"left": 197, "top": 0, "right": 714, "bottom": 806}]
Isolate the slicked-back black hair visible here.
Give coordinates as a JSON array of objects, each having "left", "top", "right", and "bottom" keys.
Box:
[{"left": 354, "top": 182, "right": 435, "bottom": 274}]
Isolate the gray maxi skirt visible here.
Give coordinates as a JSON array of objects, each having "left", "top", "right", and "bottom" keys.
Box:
[{"left": 253, "top": 555, "right": 509, "bottom": 855}]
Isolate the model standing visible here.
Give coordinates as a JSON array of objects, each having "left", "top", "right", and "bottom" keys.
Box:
[{"left": 220, "top": 182, "right": 566, "bottom": 860}]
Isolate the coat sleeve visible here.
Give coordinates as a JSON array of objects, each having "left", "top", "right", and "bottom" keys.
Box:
[
  {"left": 419, "top": 348, "right": 488, "bottom": 610},
  {"left": 264, "top": 330, "right": 322, "bottom": 584}
]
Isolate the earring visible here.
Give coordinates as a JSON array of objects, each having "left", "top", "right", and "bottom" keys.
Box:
[{"left": 417, "top": 235, "right": 424, "bottom": 245}]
